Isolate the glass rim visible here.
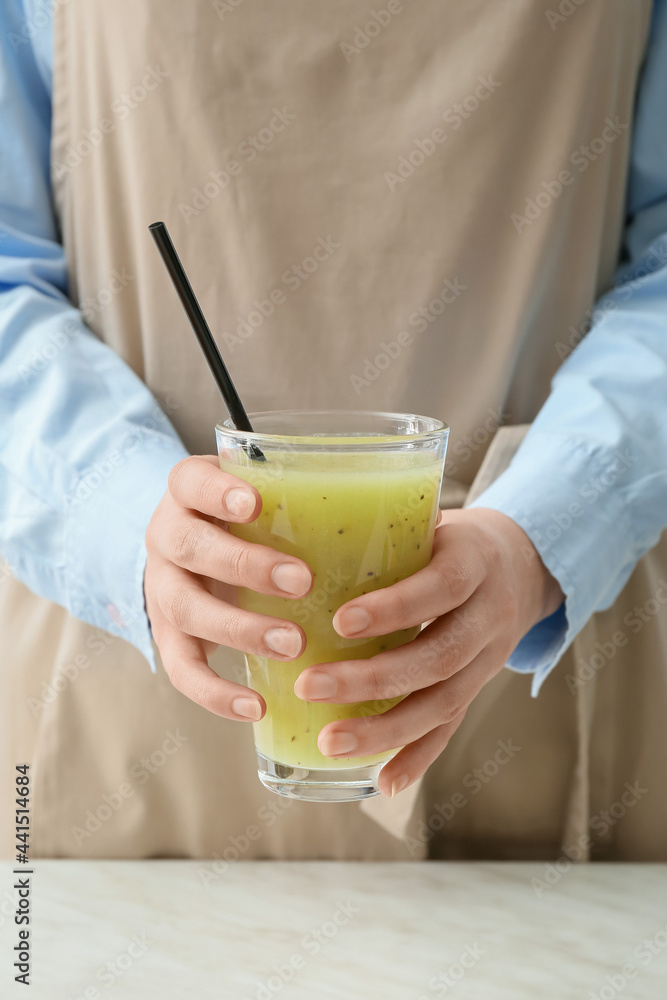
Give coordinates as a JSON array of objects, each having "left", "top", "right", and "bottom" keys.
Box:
[{"left": 216, "top": 409, "right": 449, "bottom": 448}]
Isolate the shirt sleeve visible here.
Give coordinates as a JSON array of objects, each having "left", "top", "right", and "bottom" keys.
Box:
[
  {"left": 0, "top": 0, "right": 189, "bottom": 669},
  {"left": 470, "top": 0, "right": 667, "bottom": 696}
]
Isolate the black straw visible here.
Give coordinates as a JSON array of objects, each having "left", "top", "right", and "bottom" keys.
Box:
[{"left": 149, "top": 221, "right": 265, "bottom": 461}]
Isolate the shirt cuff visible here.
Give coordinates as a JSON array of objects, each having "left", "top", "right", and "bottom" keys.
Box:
[
  {"left": 65, "top": 433, "right": 188, "bottom": 671},
  {"left": 468, "top": 433, "right": 638, "bottom": 696}
]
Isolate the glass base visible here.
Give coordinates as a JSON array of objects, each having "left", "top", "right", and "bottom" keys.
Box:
[{"left": 256, "top": 752, "right": 383, "bottom": 802}]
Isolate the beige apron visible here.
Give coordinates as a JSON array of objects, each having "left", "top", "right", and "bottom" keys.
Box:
[{"left": 2, "top": 0, "right": 664, "bottom": 860}]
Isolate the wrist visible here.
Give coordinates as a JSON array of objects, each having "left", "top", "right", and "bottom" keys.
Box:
[
  {"left": 472, "top": 507, "right": 565, "bottom": 628},
  {"left": 502, "top": 512, "right": 565, "bottom": 626}
]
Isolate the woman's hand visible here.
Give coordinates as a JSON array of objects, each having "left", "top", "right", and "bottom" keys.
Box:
[
  {"left": 294, "top": 508, "right": 564, "bottom": 797},
  {"left": 144, "top": 455, "right": 312, "bottom": 721}
]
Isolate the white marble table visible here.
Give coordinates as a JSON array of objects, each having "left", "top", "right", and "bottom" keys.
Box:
[{"left": 1, "top": 861, "right": 666, "bottom": 999}]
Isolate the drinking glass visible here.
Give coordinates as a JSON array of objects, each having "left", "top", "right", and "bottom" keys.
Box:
[{"left": 216, "top": 410, "right": 449, "bottom": 801}]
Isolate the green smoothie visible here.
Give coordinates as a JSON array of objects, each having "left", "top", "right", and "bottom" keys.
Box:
[{"left": 220, "top": 448, "right": 443, "bottom": 770}]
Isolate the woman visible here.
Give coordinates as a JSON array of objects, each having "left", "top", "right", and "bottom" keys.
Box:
[{"left": 1, "top": 0, "right": 666, "bottom": 860}]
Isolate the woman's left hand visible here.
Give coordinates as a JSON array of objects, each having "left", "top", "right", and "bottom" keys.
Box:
[{"left": 294, "top": 507, "right": 564, "bottom": 798}]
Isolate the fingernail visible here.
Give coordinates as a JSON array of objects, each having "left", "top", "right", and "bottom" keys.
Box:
[
  {"left": 264, "top": 627, "right": 303, "bottom": 658},
  {"left": 334, "top": 605, "right": 370, "bottom": 636},
  {"left": 296, "top": 670, "right": 337, "bottom": 700},
  {"left": 231, "top": 696, "right": 262, "bottom": 721},
  {"left": 390, "top": 774, "right": 410, "bottom": 798},
  {"left": 319, "top": 731, "right": 358, "bottom": 757},
  {"left": 271, "top": 563, "right": 311, "bottom": 597},
  {"left": 225, "top": 488, "right": 255, "bottom": 518}
]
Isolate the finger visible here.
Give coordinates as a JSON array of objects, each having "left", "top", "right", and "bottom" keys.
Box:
[
  {"left": 155, "top": 615, "right": 266, "bottom": 721},
  {"left": 158, "top": 509, "right": 312, "bottom": 597},
  {"left": 295, "top": 593, "right": 489, "bottom": 704},
  {"left": 168, "top": 454, "right": 261, "bottom": 523},
  {"left": 332, "top": 524, "right": 486, "bottom": 639},
  {"left": 316, "top": 643, "right": 503, "bottom": 760},
  {"left": 376, "top": 711, "right": 467, "bottom": 797},
  {"left": 156, "top": 563, "right": 306, "bottom": 659}
]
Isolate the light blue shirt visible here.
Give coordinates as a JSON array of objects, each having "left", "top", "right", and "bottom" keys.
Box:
[{"left": 1, "top": 0, "right": 667, "bottom": 691}]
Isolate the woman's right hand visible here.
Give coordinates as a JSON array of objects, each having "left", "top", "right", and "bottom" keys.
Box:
[{"left": 144, "top": 455, "right": 313, "bottom": 721}]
